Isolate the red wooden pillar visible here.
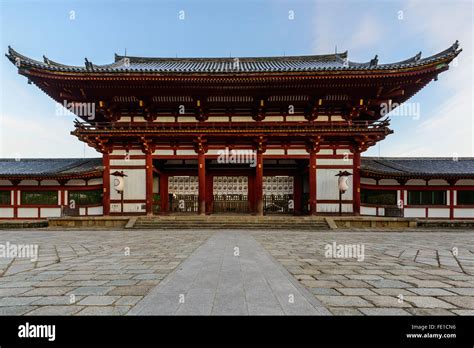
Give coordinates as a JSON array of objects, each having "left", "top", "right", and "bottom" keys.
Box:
[
  {"left": 255, "top": 151, "right": 264, "bottom": 216},
  {"left": 160, "top": 174, "right": 168, "bottom": 214},
  {"left": 353, "top": 150, "right": 361, "bottom": 215},
  {"left": 194, "top": 137, "right": 208, "bottom": 215},
  {"left": 12, "top": 182, "right": 18, "bottom": 219},
  {"left": 102, "top": 153, "right": 110, "bottom": 215},
  {"left": 309, "top": 151, "right": 317, "bottom": 215},
  {"left": 145, "top": 152, "right": 153, "bottom": 215},
  {"left": 449, "top": 180, "right": 457, "bottom": 220},
  {"left": 198, "top": 152, "right": 206, "bottom": 215}
]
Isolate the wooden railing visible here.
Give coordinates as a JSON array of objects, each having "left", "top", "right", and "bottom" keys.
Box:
[{"left": 73, "top": 119, "right": 391, "bottom": 132}]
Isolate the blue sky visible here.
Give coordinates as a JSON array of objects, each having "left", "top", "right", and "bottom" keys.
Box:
[{"left": 0, "top": 0, "right": 472, "bottom": 158}]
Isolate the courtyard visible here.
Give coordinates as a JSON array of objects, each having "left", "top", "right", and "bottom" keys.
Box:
[{"left": 0, "top": 229, "right": 473, "bottom": 316}]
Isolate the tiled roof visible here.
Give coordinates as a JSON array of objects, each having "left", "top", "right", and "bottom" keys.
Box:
[
  {"left": 361, "top": 157, "right": 474, "bottom": 177},
  {"left": 0, "top": 157, "right": 472, "bottom": 179},
  {"left": 0, "top": 158, "right": 103, "bottom": 178},
  {"left": 5, "top": 41, "right": 461, "bottom": 74}
]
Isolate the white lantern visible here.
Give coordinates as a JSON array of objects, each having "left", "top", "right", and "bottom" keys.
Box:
[
  {"left": 338, "top": 175, "right": 350, "bottom": 193},
  {"left": 113, "top": 176, "right": 125, "bottom": 192}
]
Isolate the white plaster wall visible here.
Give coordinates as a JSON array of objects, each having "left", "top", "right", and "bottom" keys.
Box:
[
  {"left": 286, "top": 116, "right": 306, "bottom": 121},
  {"left": 208, "top": 117, "right": 230, "bottom": 122},
  {"left": 40, "top": 208, "right": 61, "bottom": 218},
  {"left": 88, "top": 178, "right": 103, "bottom": 185},
  {"left": 360, "top": 178, "right": 377, "bottom": 185},
  {"left": 40, "top": 180, "right": 59, "bottom": 186},
  {"left": 428, "top": 179, "right": 448, "bottom": 186},
  {"left": 317, "top": 203, "right": 353, "bottom": 213},
  {"left": 262, "top": 116, "right": 284, "bottom": 122},
  {"left": 17, "top": 208, "right": 38, "bottom": 218},
  {"left": 154, "top": 149, "right": 174, "bottom": 156},
  {"left": 456, "top": 180, "right": 474, "bottom": 186},
  {"left": 18, "top": 180, "right": 38, "bottom": 186},
  {"left": 360, "top": 206, "right": 377, "bottom": 216},
  {"left": 317, "top": 169, "right": 353, "bottom": 200},
  {"left": 112, "top": 150, "right": 144, "bottom": 156},
  {"left": 0, "top": 208, "right": 14, "bottom": 218},
  {"left": 88, "top": 206, "right": 103, "bottom": 215},
  {"left": 109, "top": 169, "right": 146, "bottom": 201},
  {"left": 231, "top": 116, "right": 254, "bottom": 122},
  {"left": 315, "top": 116, "right": 329, "bottom": 121},
  {"left": 177, "top": 117, "right": 197, "bottom": 122},
  {"left": 66, "top": 179, "right": 87, "bottom": 186},
  {"left": 454, "top": 208, "right": 474, "bottom": 218},
  {"left": 176, "top": 150, "right": 196, "bottom": 156},
  {"left": 378, "top": 179, "right": 399, "bottom": 186},
  {"left": 157, "top": 117, "right": 175, "bottom": 122},
  {"left": 317, "top": 158, "right": 353, "bottom": 166},
  {"left": 110, "top": 159, "right": 145, "bottom": 166},
  {"left": 404, "top": 208, "right": 425, "bottom": 218},
  {"left": 287, "top": 149, "right": 307, "bottom": 155},
  {"left": 265, "top": 149, "right": 285, "bottom": 155},
  {"left": 406, "top": 179, "right": 426, "bottom": 186},
  {"left": 428, "top": 208, "right": 450, "bottom": 218}
]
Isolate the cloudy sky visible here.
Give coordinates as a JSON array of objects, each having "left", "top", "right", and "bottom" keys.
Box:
[{"left": 0, "top": 0, "right": 472, "bottom": 158}]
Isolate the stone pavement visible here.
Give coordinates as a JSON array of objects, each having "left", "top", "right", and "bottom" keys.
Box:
[
  {"left": 252, "top": 230, "right": 474, "bottom": 315},
  {"left": 129, "top": 231, "right": 330, "bottom": 315},
  {"left": 0, "top": 228, "right": 473, "bottom": 315},
  {"left": 0, "top": 229, "right": 213, "bottom": 315}
]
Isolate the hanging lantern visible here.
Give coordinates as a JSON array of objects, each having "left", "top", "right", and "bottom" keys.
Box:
[{"left": 113, "top": 177, "right": 125, "bottom": 192}]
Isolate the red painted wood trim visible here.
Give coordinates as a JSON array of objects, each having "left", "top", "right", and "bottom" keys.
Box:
[
  {"left": 360, "top": 184, "right": 474, "bottom": 191},
  {"left": 449, "top": 188, "right": 454, "bottom": 220},
  {"left": 102, "top": 154, "right": 110, "bottom": 215},
  {"left": 0, "top": 185, "right": 100, "bottom": 191},
  {"left": 309, "top": 151, "right": 317, "bottom": 215},
  {"left": 110, "top": 165, "right": 147, "bottom": 170},
  {"left": 317, "top": 165, "right": 354, "bottom": 169},
  {"left": 109, "top": 155, "right": 147, "bottom": 159},
  {"left": 160, "top": 174, "right": 169, "bottom": 213},
  {"left": 110, "top": 199, "right": 146, "bottom": 204},
  {"left": 317, "top": 199, "right": 353, "bottom": 203},
  {"left": 13, "top": 187, "right": 18, "bottom": 218},
  {"left": 353, "top": 151, "right": 361, "bottom": 215},
  {"left": 198, "top": 152, "right": 206, "bottom": 215},
  {"left": 255, "top": 152, "right": 264, "bottom": 216},
  {"left": 145, "top": 153, "right": 153, "bottom": 215}
]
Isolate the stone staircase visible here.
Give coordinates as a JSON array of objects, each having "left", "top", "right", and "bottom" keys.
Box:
[{"left": 130, "top": 215, "right": 330, "bottom": 230}]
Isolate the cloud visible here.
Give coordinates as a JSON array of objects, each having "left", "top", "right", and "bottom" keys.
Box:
[{"left": 0, "top": 113, "right": 99, "bottom": 158}]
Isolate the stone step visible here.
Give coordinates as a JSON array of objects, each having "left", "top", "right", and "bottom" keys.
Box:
[
  {"left": 132, "top": 217, "right": 329, "bottom": 230},
  {"left": 133, "top": 225, "right": 328, "bottom": 230}
]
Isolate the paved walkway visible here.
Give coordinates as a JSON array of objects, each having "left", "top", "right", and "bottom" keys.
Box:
[{"left": 129, "top": 232, "right": 330, "bottom": 315}]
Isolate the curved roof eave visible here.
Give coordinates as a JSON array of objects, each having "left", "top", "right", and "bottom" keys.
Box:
[{"left": 5, "top": 42, "right": 461, "bottom": 75}]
